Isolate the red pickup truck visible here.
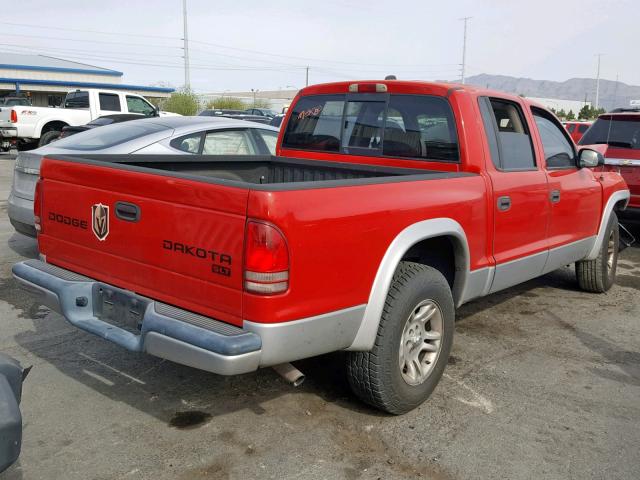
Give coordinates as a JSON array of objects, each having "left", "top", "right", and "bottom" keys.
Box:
[{"left": 13, "top": 80, "right": 629, "bottom": 414}]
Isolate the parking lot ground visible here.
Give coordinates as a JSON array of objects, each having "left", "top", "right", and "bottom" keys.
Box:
[{"left": 0, "top": 151, "right": 639, "bottom": 480}]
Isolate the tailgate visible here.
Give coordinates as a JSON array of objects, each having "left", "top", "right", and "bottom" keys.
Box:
[{"left": 38, "top": 158, "right": 249, "bottom": 326}]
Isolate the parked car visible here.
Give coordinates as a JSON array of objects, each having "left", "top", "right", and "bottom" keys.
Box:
[
  {"left": 0, "top": 88, "right": 175, "bottom": 151},
  {"left": 269, "top": 114, "right": 285, "bottom": 128},
  {"left": 199, "top": 109, "right": 272, "bottom": 125},
  {"left": 57, "top": 114, "right": 146, "bottom": 140},
  {"left": 245, "top": 108, "right": 278, "bottom": 119},
  {"left": 13, "top": 80, "right": 628, "bottom": 415},
  {"left": 0, "top": 354, "right": 28, "bottom": 474},
  {"left": 563, "top": 121, "right": 592, "bottom": 143},
  {"left": 579, "top": 111, "right": 639, "bottom": 224},
  {"left": 8, "top": 116, "right": 279, "bottom": 237}
]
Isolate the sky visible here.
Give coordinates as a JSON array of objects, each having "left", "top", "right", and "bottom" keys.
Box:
[{"left": 1, "top": 0, "right": 639, "bottom": 92}]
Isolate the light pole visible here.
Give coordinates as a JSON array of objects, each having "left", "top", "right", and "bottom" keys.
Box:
[
  {"left": 459, "top": 17, "right": 472, "bottom": 84},
  {"left": 595, "top": 53, "right": 604, "bottom": 110},
  {"left": 251, "top": 88, "right": 259, "bottom": 107}
]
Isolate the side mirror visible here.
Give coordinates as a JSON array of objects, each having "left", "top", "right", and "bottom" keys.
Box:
[
  {"left": 153, "top": 105, "right": 160, "bottom": 117},
  {"left": 578, "top": 148, "right": 604, "bottom": 168}
]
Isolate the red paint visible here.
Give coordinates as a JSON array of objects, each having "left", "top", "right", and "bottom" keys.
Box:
[
  {"left": 563, "top": 121, "right": 592, "bottom": 143},
  {"left": 37, "top": 80, "right": 629, "bottom": 327}
]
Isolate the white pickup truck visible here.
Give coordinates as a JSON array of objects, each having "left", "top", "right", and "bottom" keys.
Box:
[{"left": 0, "top": 88, "right": 172, "bottom": 151}]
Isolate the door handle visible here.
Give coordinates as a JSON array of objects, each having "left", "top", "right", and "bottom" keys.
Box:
[
  {"left": 497, "top": 196, "right": 511, "bottom": 211},
  {"left": 550, "top": 190, "right": 561, "bottom": 203},
  {"left": 114, "top": 202, "right": 141, "bottom": 222}
]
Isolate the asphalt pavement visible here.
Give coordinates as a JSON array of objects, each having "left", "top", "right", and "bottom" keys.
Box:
[{"left": 0, "top": 150, "right": 638, "bottom": 479}]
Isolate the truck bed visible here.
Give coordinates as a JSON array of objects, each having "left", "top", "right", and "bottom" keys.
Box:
[{"left": 49, "top": 154, "right": 467, "bottom": 189}]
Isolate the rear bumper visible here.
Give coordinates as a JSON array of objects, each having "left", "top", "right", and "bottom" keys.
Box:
[
  {"left": 12, "top": 260, "right": 262, "bottom": 375},
  {"left": 12, "top": 260, "right": 365, "bottom": 375},
  {"left": 7, "top": 193, "right": 36, "bottom": 238},
  {"left": 0, "top": 127, "right": 17, "bottom": 139}
]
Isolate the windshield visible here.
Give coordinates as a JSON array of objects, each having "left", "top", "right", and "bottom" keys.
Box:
[
  {"left": 51, "top": 122, "right": 168, "bottom": 150},
  {"left": 579, "top": 116, "right": 640, "bottom": 149}
]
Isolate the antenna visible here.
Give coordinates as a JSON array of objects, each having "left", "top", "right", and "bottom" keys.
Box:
[
  {"left": 459, "top": 17, "right": 472, "bottom": 84},
  {"left": 594, "top": 53, "right": 604, "bottom": 110}
]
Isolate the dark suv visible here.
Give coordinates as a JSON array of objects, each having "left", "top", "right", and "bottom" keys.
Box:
[{"left": 579, "top": 111, "right": 640, "bottom": 225}]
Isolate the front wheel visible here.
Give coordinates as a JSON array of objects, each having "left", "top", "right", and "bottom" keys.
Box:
[
  {"left": 346, "top": 262, "right": 455, "bottom": 414},
  {"left": 576, "top": 212, "right": 619, "bottom": 293}
]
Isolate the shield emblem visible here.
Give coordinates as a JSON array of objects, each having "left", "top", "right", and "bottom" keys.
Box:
[{"left": 91, "top": 203, "right": 109, "bottom": 241}]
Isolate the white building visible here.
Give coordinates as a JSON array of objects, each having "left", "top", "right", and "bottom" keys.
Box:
[
  {"left": 0, "top": 52, "right": 173, "bottom": 106},
  {"left": 200, "top": 89, "right": 298, "bottom": 113}
]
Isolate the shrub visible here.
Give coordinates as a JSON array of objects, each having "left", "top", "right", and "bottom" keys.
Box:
[
  {"left": 161, "top": 88, "right": 200, "bottom": 116},
  {"left": 206, "top": 96, "right": 246, "bottom": 110}
]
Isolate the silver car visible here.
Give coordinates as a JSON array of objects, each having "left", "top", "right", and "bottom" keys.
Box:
[{"left": 8, "top": 116, "right": 280, "bottom": 237}]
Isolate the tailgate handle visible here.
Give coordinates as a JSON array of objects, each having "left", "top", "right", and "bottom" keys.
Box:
[{"left": 115, "top": 202, "right": 141, "bottom": 222}]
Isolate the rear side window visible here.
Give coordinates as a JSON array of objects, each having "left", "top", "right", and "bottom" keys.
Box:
[
  {"left": 282, "top": 95, "right": 344, "bottom": 152},
  {"left": 99, "top": 93, "right": 121, "bottom": 112},
  {"left": 579, "top": 116, "right": 640, "bottom": 149},
  {"left": 64, "top": 91, "right": 89, "bottom": 109},
  {"left": 255, "top": 129, "right": 278, "bottom": 154},
  {"left": 170, "top": 132, "right": 203, "bottom": 153},
  {"left": 480, "top": 97, "right": 536, "bottom": 171},
  {"left": 532, "top": 108, "right": 575, "bottom": 169},
  {"left": 578, "top": 124, "right": 590, "bottom": 133}
]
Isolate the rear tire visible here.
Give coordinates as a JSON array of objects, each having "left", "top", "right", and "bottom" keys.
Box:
[
  {"left": 38, "top": 131, "right": 61, "bottom": 147},
  {"left": 576, "top": 212, "right": 619, "bottom": 293},
  {"left": 346, "top": 262, "right": 454, "bottom": 414},
  {"left": 16, "top": 140, "right": 38, "bottom": 151}
]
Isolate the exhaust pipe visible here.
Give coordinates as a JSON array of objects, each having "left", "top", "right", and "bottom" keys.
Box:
[{"left": 272, "top": 363, "right": 305, "bottom": 387}]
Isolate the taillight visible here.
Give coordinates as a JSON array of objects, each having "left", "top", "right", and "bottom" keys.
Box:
[
  {"left": 348, "top": 83, "right": 388, "bottom": 93},
  {"left": 33, "top": 179, "right": 43, "bottom": 235},
  {"left": 244, "top": 221, "right": 289, "bottom": 294},
  {"left": 10, "top": 110, "right": 17, "bottom": 123}
]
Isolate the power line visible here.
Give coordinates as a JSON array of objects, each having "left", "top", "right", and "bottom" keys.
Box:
[
  {"left": 0, "top": 21, "right": 181, "bottom": 40},
  {"left": 0, "top": 32, "right": 182, "bottom": 49}
]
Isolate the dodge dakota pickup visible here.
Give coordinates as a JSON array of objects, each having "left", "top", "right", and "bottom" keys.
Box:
[{"left": 13, "top": 80, "right": 630, "bottom": 414}]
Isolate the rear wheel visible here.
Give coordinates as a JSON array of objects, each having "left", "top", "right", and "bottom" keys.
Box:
[
  {"left": 576, "top": 212, "right": 619, "bottom": 293},
  {"left": 346, "top": 262, "right": 454, "bottom": 414},
  {"left": 38, "top": 130, "right": 61, "bottom": 147}
]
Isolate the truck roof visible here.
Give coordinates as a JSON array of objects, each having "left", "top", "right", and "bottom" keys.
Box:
[{"left": 298, "top": 79, "right": 538, "bottom": 106}]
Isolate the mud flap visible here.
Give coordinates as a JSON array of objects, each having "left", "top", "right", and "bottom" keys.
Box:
[{"left": 0, "top": 354, "right": 29, "bottom": 473}]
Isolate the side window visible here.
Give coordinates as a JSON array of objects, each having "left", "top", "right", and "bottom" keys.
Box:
[
  {"left": 99, "top": 93, "right": 121, "bottom": 112},
  {"left": 170, "top": 133, "right": 203, "bottom": 153},
  {"left": 256, "top": 129, "right": 278, "bottom": 154},
  {"left": 126, "top": 96, "right": 155, "bottom": 116},
  {"left": 64, "top": 91, "right": 89, "bottom": 109},
  {"left": 532, "top": 108, "right": 576, "bottom": 169},
  {"left": 481, "top": 98, "right": 536, "bottom": 171},
  {"left": 202, "top": 130, "right": 256, "bottom": 155},
  {"left": 578, "top": 124, "right": 589, "bottom": 133},
  {"left": 383, "top": 95, "right": 459, "bottom": 161}
]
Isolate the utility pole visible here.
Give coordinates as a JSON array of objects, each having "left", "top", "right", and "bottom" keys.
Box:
[
  {"left": 305, "top": 66, "right": 309, "bottom": 87},
  {"left": 595, "top": 53, "right": 603, "bottom": 110},
  {"left": 460, "top": 17, "right": 471, "bottom": 84},
  {"left": 183, "top": 0, "right": 190, "bottom": 89},
  {"left": 612, "top": 73, "right": 619, "bottom": 110}
]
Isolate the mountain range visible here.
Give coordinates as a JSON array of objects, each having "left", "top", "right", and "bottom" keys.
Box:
[{"left": 465, "top": 74, "right": 640, "bottom": 111}]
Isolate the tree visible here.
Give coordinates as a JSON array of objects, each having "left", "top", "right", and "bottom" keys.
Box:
[
  {"left": 160, "top": 87, "right": 199, "bottom": 116},
  {"left": 556, "top": 109, "right": 567, "bottom": 119},
  {"left": 566, "top": 110, "right": 575, "bottom": 121},
  {"left": 578, "top": 104, "right": 591, "bottom": 120},
  {"left": 206, "top": 96, "right": 246, "bottom": 110}
]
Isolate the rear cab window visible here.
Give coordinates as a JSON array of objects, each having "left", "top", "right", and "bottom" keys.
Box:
[
  {"left": 579, "top": 114, "right": 640, "bottom": 150},
  {"left": 99, "top": 93, "right": 121, "bottom": 112},
  {"left": 282, "top": 93, "right": 459, "bottom": 162}
]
